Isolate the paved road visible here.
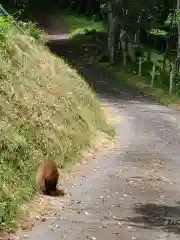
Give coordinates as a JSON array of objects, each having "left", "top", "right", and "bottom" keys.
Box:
[
  {"left": 16, "top": 14, "right": 180, "bottom": 240},
  {"left": 17, "top": 81, "right": 180, "bottom": 240}
]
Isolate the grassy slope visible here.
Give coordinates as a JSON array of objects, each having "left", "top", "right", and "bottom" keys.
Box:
[
  {"left": 0, "top": 19, "right": 113, "bottom": 229},
  {"left": 62, "top": 13, "right": 180, "bottom": 109}
]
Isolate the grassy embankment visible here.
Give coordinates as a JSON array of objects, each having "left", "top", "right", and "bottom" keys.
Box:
[
  {"left": 0, "top": 17, "right": 113, "bottom": 229},
  {"left": 61, "top": 13, "right": 180, "bottom": 108}
]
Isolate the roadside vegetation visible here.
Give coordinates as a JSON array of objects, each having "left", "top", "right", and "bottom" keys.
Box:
[
  {"left": 57, "top": 12, "right": 105, "bottom": 38},
  {"left": 2, "top": 0, "right": 180, "bottom": 109},
  {"left": 59, "top": 12, "right": 180, "bottom": 107},
  {"left": 0, "top": 0, "right": 179, "bottom": 231},
  {"left": 0, "top": 15, "right": 113, "bottom": 230}
]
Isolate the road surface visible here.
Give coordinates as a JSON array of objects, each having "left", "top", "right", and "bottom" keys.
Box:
[
  {"left": 14, "top": 13, "right": 180, "bottom": 240},
  {"left": 16, "top": 71, "right": 180, "bottom": 240}
]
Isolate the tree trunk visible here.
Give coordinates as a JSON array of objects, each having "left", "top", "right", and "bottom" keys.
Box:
[
  {"left": 176, "top": 0, "right": 180, "bottom": 74},
  {"left": 108, "top": 15, "right": 120, "bottom": 64},
  {"left": 134, "top": 9, "right": 145, "bottom": 48},
  {"left": 107, "top": 1, "right": 121, "bottom": 64}
]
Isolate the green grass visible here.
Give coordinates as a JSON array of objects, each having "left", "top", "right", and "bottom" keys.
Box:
[
  {"left": 0, "top": 17, "right": 113, "bottom": 230},
  {"left": 150, "top": 28, "right": 168, "bottom": 36},
  {"left": 59, "top": 12, "right": 105, "bottom": 37},
  {"left": 94, "top": 57, "right": 180, "bottom": 108},
  {"left": 96, "top": 62, "right": 180, "bottom": 106},
  {"left": 61, "top": 13, "right": 180, "bottom": 109}
]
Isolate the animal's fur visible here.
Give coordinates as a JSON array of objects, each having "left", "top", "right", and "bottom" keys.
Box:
[{"left": 36, "top": 160, "right": 59, "bottom": 196}]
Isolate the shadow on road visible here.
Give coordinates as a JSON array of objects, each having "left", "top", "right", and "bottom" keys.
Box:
[
  {"left": 46, "top": 35, "right": 158, "bottom": 105},
  {"left": 47, "top": 33, "right": 180, "bottom": 235},
  {"left": 32, "top": 12, "right": 158, "bottom": 104},
  {"left": 127, "top": 203, "right": 180, "bottom": 235}
]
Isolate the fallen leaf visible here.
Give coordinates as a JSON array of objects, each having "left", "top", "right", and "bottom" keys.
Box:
[
  {"left": 118, "top": 221, "right": 122, "bottom": 226},
  {"left": 101, "top": 224, "right": 107, "bottom": 228},
  {"left": 49, "top": 226, "right": 55, "bottom": 231},
  {"left": 85, "top": 211, "right": 90, "bottom": 216},
  {"left": 21, "top": 222, "right": 34, "bottom": 231},
  {"left": 41, "top": 217, "right": 46, "bottom": 222}
]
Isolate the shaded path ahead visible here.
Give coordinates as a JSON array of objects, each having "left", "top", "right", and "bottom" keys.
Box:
[{"left": 18, "top": 14, "right": 180, "bottom": 239}]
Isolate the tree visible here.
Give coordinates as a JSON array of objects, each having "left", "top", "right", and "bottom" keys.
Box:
[
  {"left": 176, "top": 0, "right": 180, "bottom": 73},
  {"left": 100, "top": 0, "right": 173, "bottom": 64}
]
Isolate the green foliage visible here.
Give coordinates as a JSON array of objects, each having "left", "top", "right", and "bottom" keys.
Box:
[
  {"left": 18, "top": 20, "right": 47, "bottom": 43},
  {"left": 0, "top": 16, "right": 12, "bottom": 50},
  {"left": 60, "top": 13, "right": 105, "bottom": 37},
  {"left": 0, "top": 15, "right": 46, "bottom": 50},
  {"left": 62, "top": 12, "right": 180, "bottom": 106}
]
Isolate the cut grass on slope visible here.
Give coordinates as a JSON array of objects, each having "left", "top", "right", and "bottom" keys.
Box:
[{"left": 0, "top": 19, "right": 113, "bottom": 229}]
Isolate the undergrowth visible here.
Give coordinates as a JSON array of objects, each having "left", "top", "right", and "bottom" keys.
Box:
[
  {"left": 58, "top": 12, "right": 105, "bottom": 37},
  {"left": 61, "top": 13, "right": 180, "bottom": 108},
  {"left": 0, "top": 16, "right": 113, "bottom": 229}
]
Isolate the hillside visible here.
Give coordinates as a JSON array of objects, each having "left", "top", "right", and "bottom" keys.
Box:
[{"left": 0, "top": 17, "right": 112, "bottom": 229}]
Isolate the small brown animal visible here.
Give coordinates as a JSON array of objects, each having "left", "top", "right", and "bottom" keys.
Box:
[{"left": 36, "top": 160, "right": 59, "bottom": 196}]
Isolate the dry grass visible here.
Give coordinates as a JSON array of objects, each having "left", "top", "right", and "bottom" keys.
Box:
[
  {"left": 0, "top": 25, "right": 113, "bottom": 229},
  {"left": 17, "top": 125, "right": 115, "bottom": 233}
]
